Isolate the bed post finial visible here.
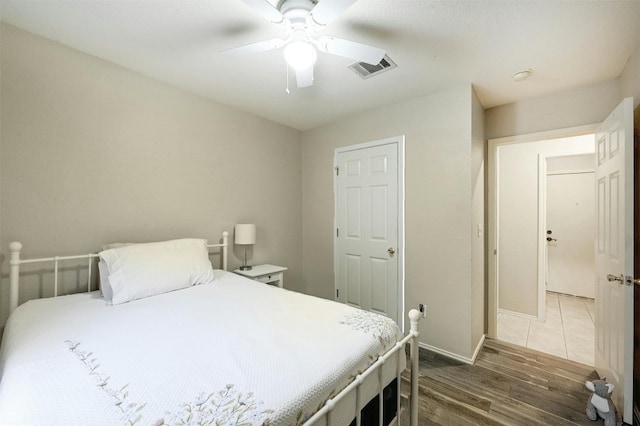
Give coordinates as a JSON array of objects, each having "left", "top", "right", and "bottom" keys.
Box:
[
  {"left": 222, "top": 231, "right": 229, "bottom": 271},
  {"left": 9, "top": 242, "right": 23, "bottom": 315},
  {"left": 408, "top": 308, "right": 421, "bottom": 426}
]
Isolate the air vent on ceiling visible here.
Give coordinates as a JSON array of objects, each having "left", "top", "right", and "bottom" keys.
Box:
[{"left": 349, "top": 55, "right": 397, "bottom": 79}]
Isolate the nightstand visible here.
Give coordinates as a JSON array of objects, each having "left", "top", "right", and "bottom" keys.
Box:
[{"left": 233, "top": 264, "right": 288, "bottom": 288}]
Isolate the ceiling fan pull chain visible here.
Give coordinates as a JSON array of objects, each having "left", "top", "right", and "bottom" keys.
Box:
[{"left": 285, "top": 63, "right": 291, "bottom": 94}]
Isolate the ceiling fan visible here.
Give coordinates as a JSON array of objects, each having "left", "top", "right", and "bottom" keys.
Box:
[{"left": 224, "top": 0, "right": 386, "bottom": 88}]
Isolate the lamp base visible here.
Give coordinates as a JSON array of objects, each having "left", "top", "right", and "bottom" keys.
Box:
[{"left": 239, "top": 265, "right": 252, "bottom": 271}]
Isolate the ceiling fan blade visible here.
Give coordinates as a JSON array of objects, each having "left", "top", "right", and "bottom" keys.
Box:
[
  {"left": 239, "top": 0, "right": 285, "bottom": 24},
  {"left": 317, "top": 36, "right": 385, "bottom": 65},
  {"left": 221, "top": 38, "right": 285, "bottom": 55},
  {"left": 295, "top": 66, "right": 314, "bottom": 88},
  {"left": 309, "top": 0, "right": 357, "bottom": 26}
]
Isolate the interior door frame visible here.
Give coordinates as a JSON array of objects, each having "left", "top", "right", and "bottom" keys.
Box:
[
  {"left": 487, "top": 124, "right": 598, "bottom": 338},
  {"left": 333, "top": 135, "right": 405, "bottom": 330},
  {"left": 631, "top": 104, "right": 639, "bottom": 425}
]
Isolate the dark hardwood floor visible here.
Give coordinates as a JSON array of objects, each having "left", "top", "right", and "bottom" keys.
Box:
[{"left": 400, "top": 338, "right": 605, "bottom": 425}]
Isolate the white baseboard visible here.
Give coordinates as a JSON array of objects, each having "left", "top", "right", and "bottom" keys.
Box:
[
  {"left": 498, "top": 308, "right": 537, "bottom": 321},
  {"left": 419, "top": 334, "right": 486, "bottom": 365},
  {"left": 471, "top": 334, "right": 486, "bottom": 362}
]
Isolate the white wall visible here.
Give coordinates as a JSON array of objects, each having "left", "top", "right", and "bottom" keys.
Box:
[
  {"left": 497, "top": 136, "right": 594, "bottom": 316},
  {"left": 0, "top": 24, "right": 303, "bottom": 327},
  {"left": 546, "top": 153, "right": 594, "bottom": 172},
  {"left": 301, "top": 85, "right": 485, "bottom": 361}
]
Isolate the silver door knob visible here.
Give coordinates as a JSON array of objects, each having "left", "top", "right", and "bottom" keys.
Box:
[
  {"left": 625, "top": 276, "right": 640, "bottom": 286},
  {"left": 607, "top": 274, "right": 624, "bottom": 283},
  {"left": 387, "top": 247, "right": 396, "bottom": 255}
]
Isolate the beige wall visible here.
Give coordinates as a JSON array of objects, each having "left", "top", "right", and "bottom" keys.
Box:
[
  {"left": 620, "top": 44, "right": 640, "bottom": 107},
  {"left": 485, "top": 80, "right": 620, "bottom": 140},
  {"left": 471, "top": 89, "right": 485, "bottom": 348},
  {"left": 301, "top": 85, "right": 484, "bottom": 361},
  {"left": 0, "top": 24, "right": 303, "bottom": 326}
]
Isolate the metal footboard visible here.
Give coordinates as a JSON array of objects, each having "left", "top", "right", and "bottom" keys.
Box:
[{"left": 304, "top": 309, "right": 422, "bottom": 426}]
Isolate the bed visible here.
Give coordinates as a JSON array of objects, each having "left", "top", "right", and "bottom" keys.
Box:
[{"left": 0, "top": 232, "right": 421, "bottom": 426}]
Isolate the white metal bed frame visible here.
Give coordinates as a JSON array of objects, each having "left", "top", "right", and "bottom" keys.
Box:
[{"left": 7, "top": 231, "right": 421, "bottom": 426}]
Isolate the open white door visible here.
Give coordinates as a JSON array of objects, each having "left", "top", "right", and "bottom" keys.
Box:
[
  {"left": 594, "top": 97, "right": 634, "bottom": 422},
  {"left": 334, "top": 137, "right": 404, "bottom": 327}
]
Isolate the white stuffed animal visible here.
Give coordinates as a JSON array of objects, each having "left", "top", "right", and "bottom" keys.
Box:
[{"left": 586, "top": 378, "right": 617, "bottom": 426}]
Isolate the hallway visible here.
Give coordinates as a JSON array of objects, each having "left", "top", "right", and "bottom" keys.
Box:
[{"left": 497, "top": 291, "right": 595, "bottom": 366}]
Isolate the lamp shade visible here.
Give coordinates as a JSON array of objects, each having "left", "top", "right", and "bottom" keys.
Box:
[{"left": 235, "top": 224, "right": 256, "bottom": 245}]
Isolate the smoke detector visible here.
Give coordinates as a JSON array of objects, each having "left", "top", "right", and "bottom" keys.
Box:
[{"left": 513, "top": 69, "right": 532, "bottom": 82}]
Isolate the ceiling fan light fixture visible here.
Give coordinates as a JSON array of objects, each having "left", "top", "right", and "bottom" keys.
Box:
[{"left": 283, "top": 41, "right": 317, "bottom": 70}]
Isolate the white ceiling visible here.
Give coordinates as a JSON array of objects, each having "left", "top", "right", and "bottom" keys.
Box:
[{"left": 2, "top": 0, "right": 639, "bottom": 131}]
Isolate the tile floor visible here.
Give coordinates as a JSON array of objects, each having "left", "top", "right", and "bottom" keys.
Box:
[{"left": 497, "top": 291, "right": 595, "bottom": 365}]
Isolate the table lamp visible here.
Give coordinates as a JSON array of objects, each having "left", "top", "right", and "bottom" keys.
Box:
[{"left": 235, "top": 224, "right": 256, "bottom": 271}]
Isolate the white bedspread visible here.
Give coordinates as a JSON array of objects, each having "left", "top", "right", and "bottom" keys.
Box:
[{"left": 0, "top": 271, "right": 402, "bottom": 426}]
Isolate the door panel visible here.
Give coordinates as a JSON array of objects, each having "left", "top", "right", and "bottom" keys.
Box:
[
  {"left": 371, "top": 186, "right": 388, "bottom": 239},
  {"left": 336, "top": 141, "right": 399, "bottom": 325},
  {"left": 346, "top": 254, "right": 362, "bottom": 306},
  {"left": 594, "top": 97, "right": 634, "bottom": 423}
]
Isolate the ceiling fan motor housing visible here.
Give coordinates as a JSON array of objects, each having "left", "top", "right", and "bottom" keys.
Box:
[{"left": 279, "top": 0, "right": 317, "bottom": 26}]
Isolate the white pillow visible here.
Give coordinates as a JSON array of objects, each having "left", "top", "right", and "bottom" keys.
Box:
[
  {"left": 99, "top": 238, "right": 215, "bottom": 305},
  {"left": 99, "top": 243, "right": 133, "bottom": 301},
  {"left": 98, "top": 260, "right": 113, "bottom": 302}
]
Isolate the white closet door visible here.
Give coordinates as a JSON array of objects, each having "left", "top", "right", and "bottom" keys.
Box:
[{"left": 335, "top": 141, "right": 399, "bottom": 325}]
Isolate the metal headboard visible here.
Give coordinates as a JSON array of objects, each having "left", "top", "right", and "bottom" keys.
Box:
[{"left": 8, "top": 231, "right": 229, "bottom": 315}]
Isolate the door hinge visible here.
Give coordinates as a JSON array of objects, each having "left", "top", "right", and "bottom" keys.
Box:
[
  {"left": 336, "top": 289, "right": 339, "bottom": 298},
  {"left": 336, "top": 228, "right": 339, "bottom": 237},
  {"left": 335, "top": 166, "right": 339, "bottom": 176}
]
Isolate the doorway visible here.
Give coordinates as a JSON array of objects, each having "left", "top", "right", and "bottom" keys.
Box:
[
  {"left": 487, "top": 130, "right": 596, "bottom": 362},
  {"left": 489, "top": 99, "right": 634, "bottom": 422}
]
